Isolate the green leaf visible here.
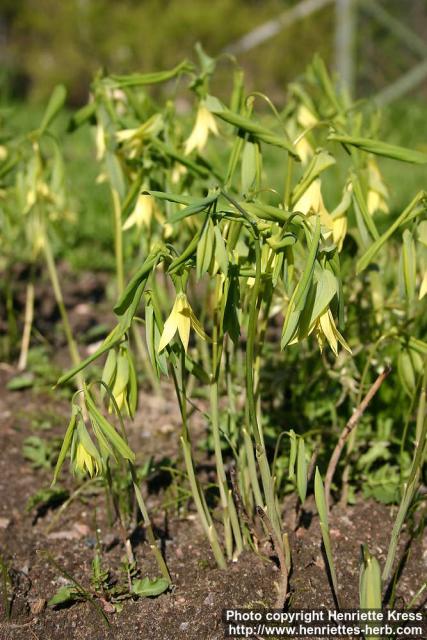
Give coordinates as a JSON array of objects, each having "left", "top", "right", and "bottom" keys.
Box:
[
  {"left": 114, "top": 251, "right": 160, "bottom": 315},
  {"left": 213, "top": 225, "right": 229, "bottom": 275},
  {"left": 111, "top": 351, "right": 129, "bottom": 399},
  {"left": 196, "top": 218, "right": 215, "bottom": 279},
  {"left": 223, "top": 267, "right": 240, "bottom": 343},
  {"left": 126, "top": 350, "right": 138, "bottom": 418},
  {"left": 239, "top": 201, "right": 289, "bottom": 223},
  {"left": 6, "top": 373, "right": 34, "bottom": 390},
  {"left": 400, "top": 229, "right": 416, "bottom": 302},
  {"left": 418, "top": 220, "right": 427, "bottom": 246},
  {"left": 100, "top": 350, "right": 117, "bottom": 400},
  {"left": 328, "top": 133, "right": 427, "bottom": 164},
  {"left": 168, "top": 193, "right": 218, "bottom": 223},
  {"left": 48, "top": 585, "right": 81, "bottom": 607},
  {"left": 281, "top": 217, "right": 321, "bottom": 348},
  {"left": 152, "top": 139, "right": 213, "bottom": 178},
  {"left": 359, "top": 546, "right": 382, "bottom": 611},
  {"left": 357, "top": 191, "right": 427, "bottom": 273},
  {"left": 168, "top": 227, "right": 204, "bottom": 275},
  {"left": 68, "top": 102, "right": 96, "bottom": 131},
  {"left": 106, "top": 61, "right": 193, "bottom": 88},
  {"left": 352, "top": 174, "right": 379, "bottom": 241},
  {"left": 288, "top": 430, "right": 297, "bottom": 480},
  {"left": 56, "top": 327, "right": 123, "bottom": 386},
  {"left": 76, "top": 419, "right": 102, "bottom": 463},
  {"left": 195, "top": 43, "right": 215, "bottom": 76},
  {"left": 241, "top": 140, "right": 257, "bottom": 193},
  {"left": 312, "top": 55, "right": 341, "bottom": 114},
  {"left": 294, "top": 218, "right": 321, "bottom": 311},
  {"left": 314, "top": 467, "right": 328, "bottom": 530},
  {"left": 105, "top": 152, "right": 126, "bottom": 200},
  {"left": 315, "top": 467, "right": 340, "bottom": 605},
  {"left": 39, "top": 85, "right": 67, "bottom": 135},
  {"left": 26, "top": 486, "right": 69, "bottom": 513},
  {"left": 296, "top": 438, "right": 307, "bottom": 503},
  {"left": 84, "top": 392, "right": 135, "bottom": 462},
  {"left": 267, "top": 233, "right": 297, "bottom": 251},
  {"left": 291, "top": 149, "right": 336, "bottom": 204},
  {"left": 131, "top": 576, "right": 169, "bottom": 597},
  {"left": 145, "top": 303, "right": 168, "bottom": 378},
  {"left": 297, "top": 268, "right": 337, "bottom": 339},
  {"left": 205, "top": 95, "right": 299, "bottom": 159},
  {"left": 52, "top": 408, "right": 78, "bottom": 484}
]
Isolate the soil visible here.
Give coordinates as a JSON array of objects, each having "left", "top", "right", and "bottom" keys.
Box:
[{"left": 0, "top": 271, "right": 426, "bottom": 640}]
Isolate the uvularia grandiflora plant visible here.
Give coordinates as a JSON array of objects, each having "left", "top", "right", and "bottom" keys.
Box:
[{"left": 4, "top": 48, "right": 425, "bottom": 601}]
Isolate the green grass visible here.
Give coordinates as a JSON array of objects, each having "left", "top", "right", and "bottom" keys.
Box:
[
  {"left": 4, "top": 97, "right": 427, "bottom": 272},
  {"left": 6, "top": 102, "right": 112, "bottom": 271}
]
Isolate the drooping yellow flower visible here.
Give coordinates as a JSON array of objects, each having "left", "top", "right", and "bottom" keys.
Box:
[
  {"left": 123, "top": 193, "right": 156, "bottom": 230},
  {"left": 75, "top": 441, "right": 100, "bottom": 477},
  {"left": 332, "top": 216, "right": 347, "bottom": 252},
  {"left": 297, "top": 105, "right": 318, "bottom": 129},
  {"left": 294, "top": 179, "right": 327, "bottom": 217},
  {"left": 419, "top": 271, "right": 427, "bottom": 300},
  {"left": 294, "top": 179, "right": 334, "bottom": 231},
  {"left": 184, "top": 104, "right": 218, "bottom": 155},
  {"left": 292, "top": 105, "right": 318, "bottom": 164},
  {"left": 367, "top": 158, "right": 389, "bottom": 215},
  {"left": 171, "top": 163, "right": 187, "bottom": 184},
  {"left": 95, "top": 123, "right": 106, "bottom": 160},
  {"left": 158, "top": 293, "right": 208, "bottom": 352},
  {"left": 116, "top": 114, "right": 164, "bottom": 147},
  {"left": 330, "top": 188, "right": 352, "bottom": 252},
  {"left": 115, "top": 128, "right": 139, "bottom": 144},
  {"left": 295, "top": 180, "right": 352, "bottom": 252},
  {"left": 316, "top": 309, "right": 351, "bottom": 356},
  {"left": 295, "top": 136, "right": 314, "bottom": 165}
]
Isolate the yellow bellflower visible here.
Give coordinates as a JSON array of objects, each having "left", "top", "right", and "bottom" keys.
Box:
[
  {"left": 75, "top": 442, "right": 99, "bottom": 477},
  {"left": 295, "top": 180, "right": 351, "bottom": 252},
  {"left": 316, "top": 308, "right": 351, "bottom": 357},
  {"left": 294, "top": 179, "right": 334, "bottom": 233},
  {"left": 367, "top": 158, "right": 389, "bottom": 215},
  {"left": 115, "top": 114, "right": 164, "bottom": 148},
  {"left": 184, "top": 104, "right": 218, "bottom": 155},
  {"left": 158, "top": 293, "right": 208, "bottom": 353},
  {"left": 123, "top": 193, "right": 156, "bottom": 230},
  {"left": 95, "top": 123, "right": 106, "bottom": 160},
  {"left": 419, "top": 271, "right": 427, "bottom": 300},
  {"left": 293, "top": 105, "right": 318, "bottom": 165}
]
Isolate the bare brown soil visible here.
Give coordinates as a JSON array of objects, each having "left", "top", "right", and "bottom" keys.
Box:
[{"left": 0, "top": 270, "right": 425, "bottom": 639}]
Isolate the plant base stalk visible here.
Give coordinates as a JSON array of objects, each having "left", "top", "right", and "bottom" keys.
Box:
[{"left": 18, "top": 280, "right": 35, "bottom": 370}]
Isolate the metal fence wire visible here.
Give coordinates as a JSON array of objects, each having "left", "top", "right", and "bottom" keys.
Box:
[{"left": 223, "top": 0, "right": 427, "bottom": 103}]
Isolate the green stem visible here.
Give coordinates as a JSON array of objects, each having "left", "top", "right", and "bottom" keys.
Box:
[
  {"left": 131, "top": 323, "right": 161, "bottom": 394},
  {"left": 111, "top": 187, "right": 124, "bottom": 296},
  {"left": 130, "top": 465, "right": 172, "bottom": 583},
  {"left": 382, "top": 365, "right": 427, "bottom": 584},
  {"left": 210, "top": 381, "right": 243, "bottom": 557},
  {"left": 284, "top": 153, "right": 294, "bottom": 210},
  {"left": 246, "top": 240, "right": 282, "bottom": 546},
  {"left": 173, "top": 351, "right": 226, "bottom": 568},
  {"left": 18, "top": 277, "right": 35, "bottom": 370},
  {"left": 43, "top": 231, "right": 82, "bottom": 384}
]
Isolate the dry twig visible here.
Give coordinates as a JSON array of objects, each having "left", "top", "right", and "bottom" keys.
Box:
[{"left": 324, "top": 366, "right": 391, "bottom": 509}]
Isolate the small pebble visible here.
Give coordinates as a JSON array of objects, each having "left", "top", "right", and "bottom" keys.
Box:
[{"left": 30, "top": 598, "right": 46, "bottom": 615}]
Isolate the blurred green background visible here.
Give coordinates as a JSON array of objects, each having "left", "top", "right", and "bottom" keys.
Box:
[
  {"left": 1, "top": 0, "right": 427, "bottom": 270},
  {"left": 2, "top": 0, "right": 427, "bottom": 104}
]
